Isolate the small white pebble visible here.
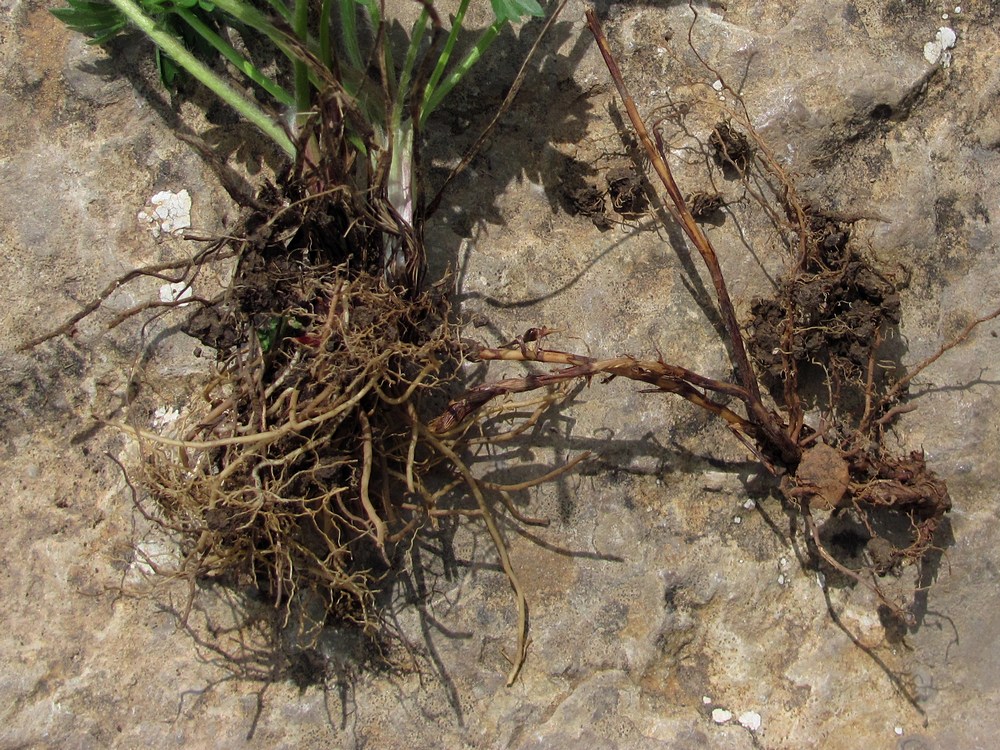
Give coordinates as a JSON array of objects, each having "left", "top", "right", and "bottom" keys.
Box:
[
  {"left": 779, "top": 556, "right": 789, "bottom": 569},
  {"left": 738, "top": 711, "right": 762, "bottom": 732},
  {"left": 942, "top": 12, "right": 948, "bottom": 19},
  {"left": 711, "top": 79, "right": 724, "bottom": 91},
  {"left": 743, "top": 499, "right": 756, "bottom": 510},
  {"left": 733, "top": 515, "right": 742, "bottom": 525},
  {"left": 702, "top": 471, "right": 728, "bottom": 491},
  {"left": 955, "top": 6, "right": 961, "bottom": 12},
  {"left": 777, "top": 574, "right": 786, "bottom": 585},
  {"left": 703, "top": 695, "right": 713, "bottom": 705},
  {"left": 712, "top": 708, "right": 732, "bottom": 723}
]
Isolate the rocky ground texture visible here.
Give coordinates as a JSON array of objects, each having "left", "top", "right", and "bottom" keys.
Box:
[{"left": 2, "top": 0, "right": 1000, "bottom": 748}]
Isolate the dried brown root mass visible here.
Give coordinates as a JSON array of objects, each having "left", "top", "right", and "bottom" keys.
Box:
[
  {"left": 136, "top": 270, "right": 459, "bottom": 631},
  {"left": 428, "top": 10, "right": 987, "bottom": 632}
]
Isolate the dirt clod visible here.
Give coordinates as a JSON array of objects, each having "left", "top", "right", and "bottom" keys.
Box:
[
  {"left": 709, "top": 120, "right": 755, "bottom": 176},
  {"left": 795, "top": 442, "right": 850, "bottom": 510},
  {"left": 606, "top": 166, "right": 648, "bottom": 216},
  {"left": 748, "top": 217, "right": 901, "bottom": 388}
]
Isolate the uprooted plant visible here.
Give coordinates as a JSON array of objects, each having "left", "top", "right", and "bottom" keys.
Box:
[
  {"left": 37, "top": 0, "right": 576, "bottom": 686},
  {"left": 29, "top": 0, "right": 1000, "bottom": 691},
  {"left": 432, "top": 10, "right": 1000, "bottom": 633}
]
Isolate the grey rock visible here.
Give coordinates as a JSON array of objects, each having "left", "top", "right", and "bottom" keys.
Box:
[{"left": 3, "top": 0, "right": 1000, "bottom": 748}]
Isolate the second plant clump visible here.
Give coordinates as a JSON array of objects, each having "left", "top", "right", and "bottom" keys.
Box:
[{"left": 436, "top": 11, "right": 983, "bottom": 638}]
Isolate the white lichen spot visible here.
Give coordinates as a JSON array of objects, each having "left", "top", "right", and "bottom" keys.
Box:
[
  {"left": 130, "top": 538, "right": 177, "bottom": 579},
  {"left": 733, "top": 515, "right": 742, "bottom": 524},
  {"left": 152, "top": 406, "right": 180, "bottom": 429},
  {"left": 711, "top": 79, "right": 724, "bottom": 91},
  {"left": 738, "top": 711, "right": 762, "bottom": 732},
  {"left": 923, "top": 27, "right": 957, "bottom": 66},
  {"left": 711, "top": 708, "right": 732, "bottom": 723},
  {"left": 138, "top": 189, "right": 192, "bottom": 238},
  {"left": 159, "top": 281, "right": 193, "bottom": 306},
  {"left": 702, "top": 695, "right": 713, "bottom": 705},
  {"left": 777, "top": 574, "right": 786, "bottom": 585},
  {"left": 895, "top": 726, "right": 904, "bottom": 736}
]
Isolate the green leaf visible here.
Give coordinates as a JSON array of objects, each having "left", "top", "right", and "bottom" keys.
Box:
[
  {"left": 51, "top": 0, "right": 128, "bottom": 42},
  {"left": 91, "top": 24, "right": 129, "bottom": 44},
  {"left": 137, "top": 0, "right": 173, "bottom": 15},
  {"left": 155, "top": 46, "right": 181, "bottom": 88},
  {"left": 338, "top": 0, "right": 364, "bottom": 70},
  {"left": 256, "top": 317, "right": 282, "bottom": 353},
  {"left": 490, "top": 0, "right": 543, "bottom": 24}
]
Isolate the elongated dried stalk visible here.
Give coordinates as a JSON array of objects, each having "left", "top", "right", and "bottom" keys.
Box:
[{"left": 585, "top": 9, "right": 800, "bottom": 465}]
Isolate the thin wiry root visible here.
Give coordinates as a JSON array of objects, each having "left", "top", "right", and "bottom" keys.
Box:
[
  {"left": 110, "top": 265, "right": 585, "bottom": 678},
  {"left": 419, "top": 423, "right": 529, "bottom": 686}
]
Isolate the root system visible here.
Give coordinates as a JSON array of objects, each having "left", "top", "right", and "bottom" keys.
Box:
[
  {"left": 22, "top": 6, "right": 1000, "bottom": 689},
  {"left": 430, "top": 11, "right": 1000, "bottom": 634}
]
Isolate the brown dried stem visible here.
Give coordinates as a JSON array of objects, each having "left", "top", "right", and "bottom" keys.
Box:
[
  {"left": 16, "top": 241, "right": 235, "bottom": 351},
  {"left": 585, "top": 9, "right": 800, "bottom": 465},
  {"left": 431, "top": 341, "right": 755, "bottom": 437}
]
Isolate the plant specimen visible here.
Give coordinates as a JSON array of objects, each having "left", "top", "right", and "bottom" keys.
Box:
[
  {"left": 30, "top": 0, "right": 998, "bottom": 693},
  {"left": 41, "top": 0, "right": 568, "bottom": 686},
  {"left": 435, "top": 10, "right": 1000, "bottom": 637}
]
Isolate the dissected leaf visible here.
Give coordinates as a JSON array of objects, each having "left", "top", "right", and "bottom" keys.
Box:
[
  {"left": 155, "top": 46, "right": 181, "bottom": 89},
  {"left": 51, "top": 0, "right": 128, "bottom": 44},
  {"left": 256, "top": 317, "right": 283, "bottom": 353},
  {"left": 490, "top": 0, "right": 544, "bottom": 24}
]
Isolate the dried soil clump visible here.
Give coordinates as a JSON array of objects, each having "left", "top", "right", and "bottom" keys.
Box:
[
  {"left": 709, "top": 120, "right": 755, "bottom": 176},
  {"left": 747, "top": 214, "right": 902, "bottom": 392}
]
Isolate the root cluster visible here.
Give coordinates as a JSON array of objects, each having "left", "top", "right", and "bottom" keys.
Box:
[
  {"left": 141, "top": 272, "right": 457, "bottom": 631},
  {"left": 23, "top": 7, "right": 999, "bottom": 688}
]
